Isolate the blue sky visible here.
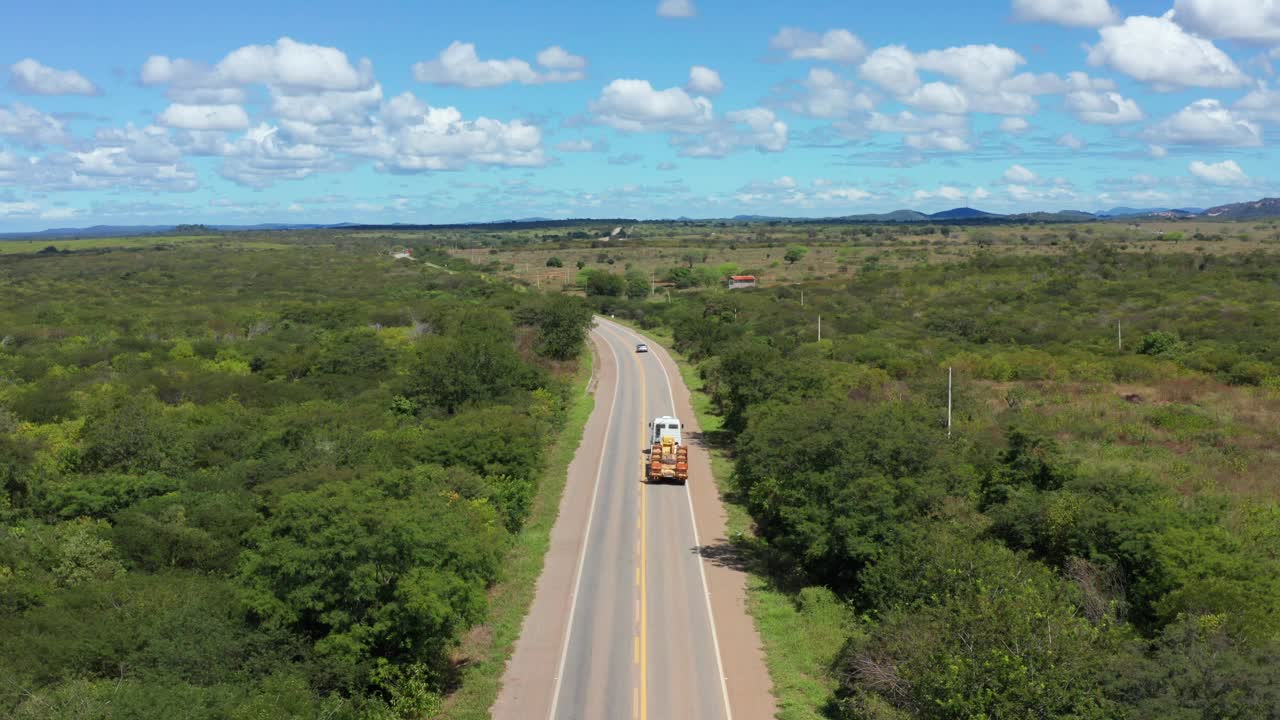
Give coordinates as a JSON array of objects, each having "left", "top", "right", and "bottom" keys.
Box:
[{"left": 2, "top": 0, "right": 1278, "bottom": 230}]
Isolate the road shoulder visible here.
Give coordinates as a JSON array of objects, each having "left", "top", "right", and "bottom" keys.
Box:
[{"left": 489, "top": 330, "right": 618, "bottom": 719}]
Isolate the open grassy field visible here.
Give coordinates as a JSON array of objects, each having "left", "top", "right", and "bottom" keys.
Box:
[
  {"left": 439, "top": 220, "right": 1280, "bottom": 289},
  {"left": 0, "top": 234, "right": 225, "bottom": 254}
]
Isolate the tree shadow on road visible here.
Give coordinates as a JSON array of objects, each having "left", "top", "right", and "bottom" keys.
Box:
[
  {"left": 692, "top": 539, "right": 753, "bottom": 573},
  {"left": 686, "top": 427, "right": 734, "bottom": 452}
]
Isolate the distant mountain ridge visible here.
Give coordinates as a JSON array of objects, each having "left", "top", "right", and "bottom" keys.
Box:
[
  {"left": 5, "top": 196, "right": 1280, "bottom": 240},
  {"left": 1201, "top": 197, "right": 1280, "bottom": 220}
]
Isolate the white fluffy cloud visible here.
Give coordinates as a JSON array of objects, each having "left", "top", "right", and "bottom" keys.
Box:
[
  {"left": 1087, "top": 13, "right": 1249, "bottom": 90},
  {"left": 785, "top": 68, "right": 873, "bottom": 118},
  {"left": 1189, "top": 159, "right": 1249, "bottom": 184},
  {"left": 158, "top": 103, "right": 251, "bottom": 131},
  {"left": 537, "top": 46, "right": 587, "bottom": 72},
  {"left": 687, "top": 66, "right": 724, "bottom": 96},
  {"left": 734, "top": 176, "right": 874, "bottom": 208},
  {"left": 1057, "top": 133, "right": 1086, "bottom": 150},
  {"left": 0, "top": 124, "right": 201, "bottom": 194},
  {"left": 905, "top": 131, "right": 973, "bottom": 152},
  {"left": 144, "top": 38, "right": 373, "bottom": 93},
  {"left": 8, "top": 59, "right": 98, "bottom": 96},
  {"left": 859, "top": 45, "right": 919, "bottom": 93},
  {"left": 1000, "top": 117, "right": 1031, "bottom": 133},
  {"left": 555, "top": 138, "right": 608, "bottom": 152},
  {"left": 1235, "top": 86, "right": 1280, "bottom": 123},
  {"left": 1173, "top": 0, "right": 1280, "bottom": 44},
  {"left": 771, "top": 27, "right": 868, "bottom": 64},
  {"left": 412, "top": 42, "right": 586, "bottom": 87},
  {"left": 373, "top": 97, "right": 546, "bottom": 172},
  {"left": 219, "top": 124, "right": 337, "bottom": 187},
  {"left": 1005, "top": 183, "right": 1079, "bottom": 202},
  {"left": 678, "top": 107, "right": 788, "bottom": 157},
  {"left": 0, "top": 200, "right": 79, "bottom": 220},
  {"left": 913, "top": 185, "right": 975, "bottom": 202},
  {"left": 0, "top": 103, "right": 69, "bottom": 148},
  {"left": 867, "top": 111, "right": 967, "bottom": 134},
  {"left": 1003, "top": 164, "right": 1038, "bottom": 183},
  {"left": 143, "top": 38, "right": 378, "bottom": 121},
  {"left": 857, "top": 43, "right": 1101, "bottom": 117},
  {"left": 657, "top": 0, "right": 696, "bottom": 18},
  {"left": 1145, "top": 99, "right": 1263, "bottom": 146},
  {"left": 1065, "top": 90, "right": 1144, "bottom": 124},
  {"left": 1012, "top": 0, "right": 1118, "bottom": 27},
  {"left": 213, "top": 37, "right": 372, "bottom": 90},
  {"left": 590, "top": 79, "right": 713, "bottom": 132},
  {"left": 70, "top": 146, "right": 198, "bottom": 191},
  {"left": 916, "top": 45, "right": 1025, "bottom": 91},
  {"left": 903, "top": 82, "right": 970, "bottom": 114}
]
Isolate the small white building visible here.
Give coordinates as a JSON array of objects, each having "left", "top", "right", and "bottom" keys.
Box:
[{"left": 727, "top": 274, "right": 757, "bottom": 290}]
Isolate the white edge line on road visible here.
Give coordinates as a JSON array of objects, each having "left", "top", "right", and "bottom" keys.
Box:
[
  {"left": 547, "top": 324, "right": 621, "bottom": 720},
  {"left": 601, "top": 317, "right": 735, "bottom": 720}
]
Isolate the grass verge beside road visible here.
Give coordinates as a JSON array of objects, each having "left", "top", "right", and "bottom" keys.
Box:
[
  {"left": 440, "top": 351, "right": 596, "bottom": 719},
  {"left": 618, "top": 320, "right": 850, "bottom": 720}
]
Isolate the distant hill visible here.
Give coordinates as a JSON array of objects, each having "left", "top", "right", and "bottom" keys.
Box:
[
  {"left": 2, "top": 224, "right": 181, "bottom": 239},
  {"left": 0, "top": 222, "right": 349, "bottom": 240},
  {"left": 9, "top": 196, "right": 1280, "bottom": 240},
  {"left": 1011, "top": 210, "right": 1096, "bottom": 222},
  {"left": 1201, "top": 198, "right": 1280, "bottom": 220},
  {"left": 929, "top": 207, "right": 999, "bottom": 220},
  {"left": 1097, "top": 207, "right": 1171, "bottom": 218},
  {"left": 841, "top": 209, "right": 929, "bottom": 222}
]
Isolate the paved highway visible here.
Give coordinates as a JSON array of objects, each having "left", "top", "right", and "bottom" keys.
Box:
[{"left": 495, "top": 318, "right": 735, "bottom": 720}]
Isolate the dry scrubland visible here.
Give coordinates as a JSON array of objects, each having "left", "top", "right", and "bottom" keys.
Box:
[{"left": 443, "top": 219, "right": 1280, "bottom": 289}]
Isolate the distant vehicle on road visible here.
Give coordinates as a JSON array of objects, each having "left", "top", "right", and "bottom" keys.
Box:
[
  {"left": 646, "top": 416, "right": 688, "bottom": 484},
  {"left": 635, "top": 343, "right": 649, "bottom": 353}
]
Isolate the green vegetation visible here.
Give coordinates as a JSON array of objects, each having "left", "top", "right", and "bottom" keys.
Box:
[
  {"left": 6, "top": 219, "right": 1280, "bottom": 719},
  {"left": 610, "top": 244, "right": 1280, "bottom": 719},
  {"left": 439, "top": 352, "right": 595, "bottom": 720},
  {"left": 0, "top": 238, "right": 595, "bottom": 717}
]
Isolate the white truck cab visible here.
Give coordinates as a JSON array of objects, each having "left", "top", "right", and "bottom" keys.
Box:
[{"left": 648, "top": 416, "right": 683, "bottom": 446}]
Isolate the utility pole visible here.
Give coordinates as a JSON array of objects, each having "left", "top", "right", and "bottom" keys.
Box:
[
  {"left": 817, "top": 314, "right": 822, "bottom": 342},
  {"left": 1117, "top": 320, "right": 1123, "bottom": 351},
  {"left": 947, "top": 366, "right": 953, "bottom": 438},
  {"left": 650, "top": 270, "right": 655, "bottom": 297},
  {"left": 801, "top": 289, "right": 805, "bottom": 306}
]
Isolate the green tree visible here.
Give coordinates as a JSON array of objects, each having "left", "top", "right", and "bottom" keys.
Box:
[
  {"left": 80, "top": 389, "right": 192, "bottom": 474},
  {"left": 836, "top": 536, "right": 1118, "bottom": 720},
  {"left": 545, "top": 256, "right": 563, "bottom": 268},
  {"left": 584, "top": 270, "right": 625, "bottom": 297},
  {"left": 625, "top": 271, "right": 650, "bottom": 300},
  {"left": 735, "top": 398, "right": 962, "bottom": 591},
  {"left": 236, "top": 473, "right": 506, "bottom": 688},
  {"left": 527, "top": 294, "right": 594, "bottom": 360},
  {"left": 402, "top": 325, "right": 532, "bottom": 414},
  {"left": 1103, "top": 615, "right": 1280, "bottom": 719},
  {"left": 0, "top": 422, "right": 37, "bottom": 513},
  {"left": 1138, "top": 330, "right": 1181, "bottom": 357},
  {"left": 784, "top": 245, "right": 808, "bottom": 265}
]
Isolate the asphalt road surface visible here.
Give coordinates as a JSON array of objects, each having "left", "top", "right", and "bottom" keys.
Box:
[{"left": 493, "top": 318, "right": 773, "bottom": 720}]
